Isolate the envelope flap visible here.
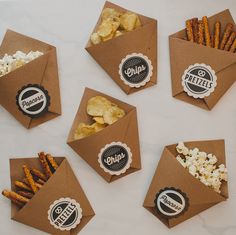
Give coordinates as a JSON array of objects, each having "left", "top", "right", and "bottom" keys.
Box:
[
  {"left": 0, "top": 29, "right": 54, "bottom": 56},
  {"left": 143, "top": 146, "right": 225, "bottom": 209},
  {"left": 11, "top": 157, "right": 94, "bottom": 234}
]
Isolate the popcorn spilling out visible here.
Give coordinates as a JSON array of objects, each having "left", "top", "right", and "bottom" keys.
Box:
[
  {"left": 74, "top": 96, "right": 125, "bottom": 140},
  {"left": 0, "top": 50, "right": 44, "bottom": 77},
  {"left": 90, "top": 7, "right": 141, "bottom": 45},
  {"left": 176, "top": 142, "right": 227, "bottom": 193}
]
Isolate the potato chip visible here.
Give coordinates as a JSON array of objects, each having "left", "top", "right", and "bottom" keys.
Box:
[
  {"left": 90, "top": 33, "right": 101, "bottom": 45},
  {"left": 103, "top": 106, "right": 125, "bottom": 125},
  {"left": 120, "top": 13, "right": 138, "bottom": 31},
  {"left": 91, "top": 122, "right": 106, "bottom": 132},
  {"left": 115, "top": 30, "right": 123, "bottom": 37},
  {"left": 87, "top": 96, "right": 112, "bottom": 116},
  {"left": 93, "top": 116, "right": 105, "bottom": 124},
  {"left": 97, "top": 19, "right": 113, "bottom": 38},
  {"left": 102, "top": 8, "right": 120, "bottom": 20},
  {"left": 74, "top": 123, "right": 96, "bottom": 140},
  {"left": 135, "top": 17, "right": 141, "bottom": 28}
]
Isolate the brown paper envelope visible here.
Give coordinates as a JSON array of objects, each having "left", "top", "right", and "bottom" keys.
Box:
[
  {"left": 143, "top": 139, "right": 228, "bottom": 228},
  {"left": 0, "top": 30, "right": 61, "bottom": 128},
  {"left": 169, "top": 9, "right": 236, "bottom": 110},
  {"left": 67, "top": 87, "right": 141, "bottom": 182},
  {"left": 10, "top": 157, "right": 95, "bottom": 234},
  {"left": 85, "top": 1, "right": 157, "bottom": 95}
]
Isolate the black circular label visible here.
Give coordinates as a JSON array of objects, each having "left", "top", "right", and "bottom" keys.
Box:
[
  {"left": 154, "top": 187, "right": 189, "bottom": 218},
  {"left": 182, "top": 64, "right": 217, "bottom": 98},
  {"left": 48, "top": 198, "right": 82, "bottom": 231},
  {"left": 119, "top": 53, "right": 153, "bottom": 88},
  {"left": 16, "top": 84, "right": 50, "bottom": 118}
]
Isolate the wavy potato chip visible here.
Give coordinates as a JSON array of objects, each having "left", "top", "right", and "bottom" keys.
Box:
[
  {"left": 93, "top": 116, "right": 105, "bottom": 124},
  {"left": 102, "top": 8, "right": 120, "bottom": 20},
  {"left": 97, "top": 19, "right": 113, "bottom": 38},
  {"left": 103, "top": 106, "right": 125, "bottom": 125},
  {"left": 90, "top": 32, "right": 101, "bottom": 45},
  {"left": 87, "top": 96, "right": 112, "bottom": 116},
  {"left": 91, "top": 122, "right": 106, "bottom": 132},
  {"left": 74, "top": 123, "right": 96, "bottom": 140},
  {"left": 120, "top": 13, "right": 138, "bottom": 31}
]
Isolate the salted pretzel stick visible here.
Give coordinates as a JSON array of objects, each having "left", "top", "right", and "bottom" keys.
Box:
[
  {"left": 2, "top": 190, "right": 29, "bottom": 205},
  {"left": 17, "top": 191, "right": 34, "bottom": 199},
  {"left": 38, "top": 152, "right": 52, "bottom": 179},
  {"left": 23, "top": 165, "right": 38, "bottom": 194},
  {"left": 30, "top": 168, "right": 47, "bottom": 182},
  {"left": 36, "top": 178, "right": 45, "bottom": 185},
  {"left": 15, "top": 180, "right": 32, "bottom": 192},
  {"left": 46, "top": 154, "right": 58, "bottom": 172},
  {"left": 22, "top": 178, "right": 42, "bottom": 189},
  {"left": 198, "top": 20, "right": 204, "bottom": 45},
  {"left": 192, "top": 18, "right": 198, "bottom": 42},
  {"left": 219, "top": 23, "right": 233, "bottom": 50},
  {"left": 224, "top": 32, "right": 236, "bottom": 51},
  {"left": 213, "top": 22, "right": 221, "bottom": 49},
  {"left": 229, "top": 39, "right": 236, "bottom": 53},
  {"left": 186, "top": 19, "right": 194, "bottom": 42},
  {"left": 202, "top": 16, "right": 211, "bottom": 47}
]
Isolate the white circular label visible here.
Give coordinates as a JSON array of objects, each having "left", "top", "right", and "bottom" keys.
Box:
[
  {"left": 98, "top": 142, "right": 132, "bottom": 176},
  {"left": 155, "top": 188, "right": 189, "bottom": 218},
  {"left": 48, "top": 197, "right": 82, "bottom": 231},
  {"left": 16, "top": 84, "right": 50, "bottom": 118},
  {"left": 119, "top": 53, "right": 153, "bottom": 88},
  {"left": 182, "top": 63, "right": 217, "bottom": 99}
]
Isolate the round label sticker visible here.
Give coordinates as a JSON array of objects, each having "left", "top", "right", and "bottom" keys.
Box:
[
  {"left": 154, "top": 187, "right": 189, "bottom": 218},
  {"left": 182, "top": 63, "right": 217, "bottom": 99},
  {"left": 119, "top": 53, "right": 153, "bottom": 88},
  {"left": 98, "top": 142, "right": 132, "bottom": 175},
  {"left": 48, "top": 197, "right": 82, "bottom": 231},
  {"left": 16, "top": 84, "right": 50, "bottom": 118}
]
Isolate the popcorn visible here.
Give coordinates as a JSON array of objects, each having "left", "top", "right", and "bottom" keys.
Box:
[
  {"left": 175, "top": 142, "right": 227, "bottom": 193},
  {"left": 0, "top": 50, "right": 43, "bottom": 78}
]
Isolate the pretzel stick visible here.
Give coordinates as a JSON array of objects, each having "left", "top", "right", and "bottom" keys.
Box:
[
  {"left": 229, "top": 39, "right": 236, "bottom": 53},
  {"left": 35, "top": 182, "right": 42, "bottom": 189},
  {"left": 15, "top": 180, "right": 32, "bottom": 192},
  {"left": 202, "top": 16, "right": 211, "bottom": 47},
  {"left": 30, "top": 168, "right": 47, "bottom": 182},
  {"left": 22, "top": 178, "right": 42, "bottom": 189},
  {"left": 213, "top": 22, "right": 221, "bottom": 49},
  {"left": 36, "top": 178, "right": 45, "bottom": 185},
  {"left": 198, "top": 20, "right": 204, "bottom": 45},
  {"left": 192, "top": 18, "right": 198, "bottom": 42},
  {"left": 224, "top": 32, "right": 236, "bottom": 51},
  {"left": 38, "top": 152, "right": 52, "bottom": 179},
  {"left": 2, "top": 190, "right": 29, "bottom": 205},
  {"left": 17, "top": 191, "right": 34, "bottom": 199},
  {"left": 23, "top": 165, "right": 38, "bottom": 194},
  {"left": 186, "top": 19, "right": 194, "bottom": 42},
  {"left": 219, "top": 23, "right": 233, "bottom": 50},
  {"left": 46, "top": 154, "right": 58, "bottom": 172}
]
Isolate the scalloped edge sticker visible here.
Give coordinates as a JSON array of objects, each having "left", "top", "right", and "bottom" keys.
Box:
[
  {"left": 16, "top": 84, "right": 50, "bottom": 118},
  {"left": 98, "top": 141, "right": 132, "bottom": 176},
  {"left": 154, "top": 187, "right": 189, "bottom": 218},
  {"left": 48, "top": 197, "right": 82, "bottom": 231},
  {"left": 118, "top": 53, "right": 153, "bottom": 88},
  {"left": 181, "top": 63, "right": 217, "bottom": 99}
]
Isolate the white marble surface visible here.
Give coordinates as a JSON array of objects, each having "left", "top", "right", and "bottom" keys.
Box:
[{"left": 0, "top": 0, "right": 236, "bottom": 234}]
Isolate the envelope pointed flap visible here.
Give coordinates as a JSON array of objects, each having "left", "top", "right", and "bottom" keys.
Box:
[
  {"left": 67, "top": 87, "right": 134, "bottom": 142},
  {"left": 68, "top": 110, "right": 133, "bottom": 183},
  {"left": 11, "top": 158, "right": 94, "bottom": 234},
  {"left": 144, "top": 147, "right": 224, "bottom": 209},
  {"left": 169, "top": 37, "right": 236, "bottom": 96},
  {"left": 123, "top": 109, "right": 141, "bottom": 169},
  {"left": 40, "top": 48, "right": 61, "bottom": 114},
  {"left": 0, "top": 29, "right": 54, "bottom": 56}
]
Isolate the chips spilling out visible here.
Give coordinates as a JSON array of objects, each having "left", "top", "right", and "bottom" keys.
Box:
[
  {"left": 90, "top": 8, "right": 141, "bottom": 45},
  {"left": 176, "top": 142, "right": 228, "bottom": 193},
  {"left": 185, "top": 16, "right": 236, "bottom": 53},
  {"left": 0, "top": 50, "right": 44, "bottom": 78},
  {"left": 2, "top": 152, "right": 58, "bottom": 207},
  {"left": 74, "top": 96, "right": 125, "bottom": 140}
]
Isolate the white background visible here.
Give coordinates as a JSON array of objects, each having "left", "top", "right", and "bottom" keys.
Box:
[{"left": 0, "top": 0, "right": 236, "bottom": 234}]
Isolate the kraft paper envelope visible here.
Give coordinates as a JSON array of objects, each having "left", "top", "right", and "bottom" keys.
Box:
[
  {"left": 143, "top": 140, "right": 228, "bottom": 228},
  {"left": 169, "top": 10, "right": 236, "bottom": 110},
  {"left": 0, "top": 30, "right": 61, "bottom": 128},
  {"left": 67, "top": 87, "right": 141, "bottom": 182},
  {"left": 10, "top": 157, "right": 95, "bottom": 234},
  {"left": 86, "top": 1, "right": 157, "bottom": 95}
]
